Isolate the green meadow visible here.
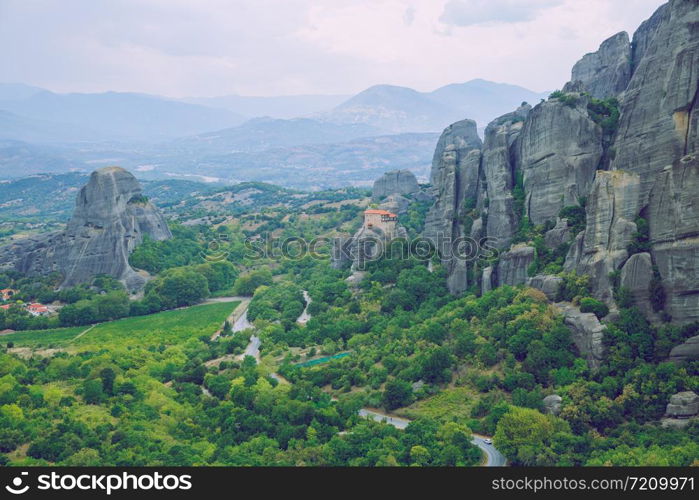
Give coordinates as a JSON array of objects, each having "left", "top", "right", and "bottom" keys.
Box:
[{"left": 4, "top": 301, "right": 239, "bottom": 351}]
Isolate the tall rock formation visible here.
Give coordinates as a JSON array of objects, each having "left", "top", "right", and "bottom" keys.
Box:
[
  {"left": 568, "top": 31, "right": 632, "bottom": 99},
  {"left": 0, "top": 167, "right": 171, "bottom": 291},
  {"left": 481, "top": 105, "right": 530, "bottom": 250},
  {"left": 372, "top": 169, "right": 419, "bottom": 201},
  {"left": 419, "top": 1, "right": 699, "bottom": 365},
  {"left": 564, "top": 171, "right": 641, "bottom": 304},
  {"left": 517, "top": 95, "right": 603, "bottom": 225},
  {"left": 423, "top": 119, "right": 482, "bottom": 293},
  {"left": 647, "top": 154, "right": 699, "bottom": 323},
  {"left": 422, "top": 0, "right": 699, "bottom": 323},
  {"left": 611, "top": 0, "right": 699, "bottom": 201}
]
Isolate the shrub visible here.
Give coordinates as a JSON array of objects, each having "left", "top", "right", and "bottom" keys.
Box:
[
  {"left": 559, "top": 205, "right": 586, "bottom": 235},
  {"left": 579, "top": 297, "right": 609, "bottom": 319},
  {"left": 587, "top": 97, "right": 620, "bottom": 135},
  {"left": 556, "top": 272, "right": 591, "bottom": 302},
  {"left": 549, "top": 90, "right": 578, "bottom": 107},
  {"left": 627, "top": 217, "right": 651, "bottom": 255}
]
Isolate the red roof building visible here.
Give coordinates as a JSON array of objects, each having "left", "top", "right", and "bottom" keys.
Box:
[{"left": 27, "top": 303, "right": 50, "bottom": 316}]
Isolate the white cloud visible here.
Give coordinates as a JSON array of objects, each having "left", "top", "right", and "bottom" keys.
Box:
[
  {"left": 439, "top": 0, "right": 563, "bottom": 27},
  {"left": 0, "top": 0, "right": 667, "bottom": 97}
]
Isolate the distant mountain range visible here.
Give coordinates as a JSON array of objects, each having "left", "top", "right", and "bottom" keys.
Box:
[
  {"left": 322, "top": 80, "right": 549, "bottom": 133},
  {"left": 0, "top": 83, "right": 245, "bottom": 142},
  {"left": 176, "top": 117, "right": 380, "bottom": 154},
  {"left": 182, "top": 94, "right": 350, "bottom": 120},
  {"left": 0, "top": 80, "right": 547, "bottom": 189}
]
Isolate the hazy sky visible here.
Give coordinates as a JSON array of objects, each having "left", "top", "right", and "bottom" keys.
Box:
[{"left": 0, "top": 0, "right": 666, "bottom": 97}]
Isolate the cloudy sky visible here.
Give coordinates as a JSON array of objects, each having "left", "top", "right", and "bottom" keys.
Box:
[{"left": 0, "top": 0, "right": 665, "bottom": 97}]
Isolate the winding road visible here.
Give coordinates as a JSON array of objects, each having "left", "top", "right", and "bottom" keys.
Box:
[
  {"left": 357, "top": 408, "right": 506, "bottom": 467},
  {"left": 296, "top": 290, "right": 312, "bottom": 325}
]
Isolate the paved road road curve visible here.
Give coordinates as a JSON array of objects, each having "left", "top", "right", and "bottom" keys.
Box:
[{"left": 358, "top": 408, "right": 506, "bottom": 466}]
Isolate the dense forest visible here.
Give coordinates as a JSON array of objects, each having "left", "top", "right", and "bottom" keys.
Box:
[{"left": 0, "top": 178, "right": 697, "bottom": 467}]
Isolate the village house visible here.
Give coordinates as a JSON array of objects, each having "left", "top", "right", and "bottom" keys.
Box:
[
  {"left": 0, "top": 288, "right": 16, "bottom": 301},
  {"left": 363, "top": 209, "right": 398, "bottom": 237},
  {"left": 26, "top": 303, "right": 50, "bottom": 316}
]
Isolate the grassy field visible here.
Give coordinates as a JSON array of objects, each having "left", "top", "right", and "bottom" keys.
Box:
[
  {"left": 4, "top": 301, "right": 239, "bottom": 350},
  {"left": 2, "top": 326, "right": 85, "bottom": 348},
  {"left": 396, "top": 386, "right": 478, "bottom": 421}
]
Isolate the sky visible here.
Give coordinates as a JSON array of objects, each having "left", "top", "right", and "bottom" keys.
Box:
[{"left": 0, "top": 0, "right": 666, "bottom": 97}]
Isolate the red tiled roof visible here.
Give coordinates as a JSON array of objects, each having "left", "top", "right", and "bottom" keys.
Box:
[{"left": 364, "top": 209, "right": 398, "bottom": 217}]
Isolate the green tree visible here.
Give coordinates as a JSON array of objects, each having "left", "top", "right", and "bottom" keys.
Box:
[
  {"left": 382, "top": 379, "right": 414, "bottom": 410},
  {"left": 82, "top": 379, "right": 105, "bottom": 404},
  {"left": 494, "top": 406, "right": 570, "bottom": 465}
]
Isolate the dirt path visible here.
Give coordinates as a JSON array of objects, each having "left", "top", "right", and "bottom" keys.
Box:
[{"left": 72, "top": 323, "right": 97, "bottom": 340}]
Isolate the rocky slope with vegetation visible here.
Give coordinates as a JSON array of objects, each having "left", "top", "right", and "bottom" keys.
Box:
[{"left": 0, "top": 167, "right": 172, "bottom": 291}]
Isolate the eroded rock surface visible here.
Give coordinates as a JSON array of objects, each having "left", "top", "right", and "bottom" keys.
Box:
[
  {"left": 0, "top": 167, "right": 171, "bottom": 291},
  {"left": 568, "top": 31, "right": 632, "bottom": 99}
]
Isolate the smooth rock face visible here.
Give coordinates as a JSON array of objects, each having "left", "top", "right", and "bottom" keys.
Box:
[
  {"left": 631, "top": 3, "right": 670, "bottom": 71},
  {"left": 648, "top": 155, "right": 699, "bottom": 323},
  {"left": 543, "top": 394, "right": 563, "bottom": 416},
  {"left": 423, "top": 119, "right": 482, "bottom": 293},
  {"left": 481, "top": 106, "right": 530, "bottom": 250},
  {"left": 612, "top": 0, "right": 699, "bottom": 202},
  {"left": 556, "top": 302, "right": 606, "bottom": 370},
  {"left": 518, "top": 97, "right": 603, "bottom": 225},
  {"left": 665, "top": 391, "right": 699, "bottom": 418},
  {"left": 497, "top": 245, "right": 535, "bottom": 287},
  {"left": 620, "top": 252, "right": 656, "bottom": 319},
  {"left": 569, "top": 31, "right": 632, "bottom": 99},
  {"left": 565, "top": 171, "right": 641, "bottom": 304},
  {"left": 372, "top": 169, "right": 419, "bottom": 200},
  {"left": 669, "top": 335, "right": 699, "bottom": 363},
  {"left": 378, "top": 194, "right": 410, "bottom": 216},
  {"left": 481, "top": 266, "right": 494, "bottom": 294},
  {"left": 0, "top": 167, "right": 171, "bottom": 291},
  {"left": 527, "top": 275, "right": 563, "bottom": 301},
  {"left": 544, "top": 218, "right": 572, "bottom": 250}
]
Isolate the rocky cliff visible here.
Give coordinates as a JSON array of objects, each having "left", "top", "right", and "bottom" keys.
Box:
[
  {"left": 372, "top": 169, "right": 420, "bottom": 201},
  {"left": 421, "top": 0, "right": 699, "bottom": 365},
  {"left": 0, "top": 166, "right": 171, "bottom": 291},
  {"left": 518, "top": 96, "right": 603, "bottom": 225},
  {"left": 568, "top": 31, "right": 632, "bottom": 100}
]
